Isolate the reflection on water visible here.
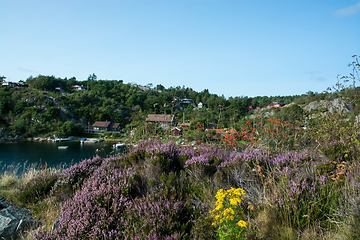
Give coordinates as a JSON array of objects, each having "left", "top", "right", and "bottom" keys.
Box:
[{"left": 0, "top": 141, "right": 123, "bottom": 170}]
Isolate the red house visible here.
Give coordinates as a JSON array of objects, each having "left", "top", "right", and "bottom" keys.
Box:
[{"left": 268, "top": 102, "right": 284, "bottom": 109}]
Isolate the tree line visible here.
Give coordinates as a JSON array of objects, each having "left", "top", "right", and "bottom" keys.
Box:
[{"left": 0, "top": 74, "right": 329, "bottom": 138}]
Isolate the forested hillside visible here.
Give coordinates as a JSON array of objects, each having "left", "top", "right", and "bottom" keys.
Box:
[{"left": 0, "top": 73, "right": 332, "bottom": 139}]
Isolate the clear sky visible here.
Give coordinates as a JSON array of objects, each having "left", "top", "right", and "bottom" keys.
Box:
[{"left": 1, "top": 0, "right": 359, "bottom": 98}]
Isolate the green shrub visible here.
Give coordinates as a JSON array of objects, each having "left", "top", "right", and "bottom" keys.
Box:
[{"left": 18, "top": 173, "right": 58, "bottom": 205}]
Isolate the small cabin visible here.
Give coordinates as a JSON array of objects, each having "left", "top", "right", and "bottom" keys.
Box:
[
  {"left": 92, "top": 121, "right": 120, "bottom": 132},
  {"left": 145, "top": 114, "right": 176, "bottom": 128}
]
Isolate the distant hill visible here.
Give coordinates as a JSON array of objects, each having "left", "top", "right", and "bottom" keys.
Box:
[{"left": 1, "top": 74, "right": 355, "bottom": 139}]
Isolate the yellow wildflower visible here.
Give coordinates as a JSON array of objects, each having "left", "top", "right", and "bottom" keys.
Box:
[
  {"left": 237, "top": 220, "right": 247, "bottom": 228},
  {"left": 215, "top": 204, "right": 223, "bottom": 210},
  {"left": 211, "top": 188, "right": 247, "bottom": 239},
  {"left": 229, "top": 196, "right": 242, "bottom": 205},
  {"left": 224, "top": 207, "right": 234, "bottom": 215},
  {"left": 227, "top": 215, "right": 234, "bottom": 220}
]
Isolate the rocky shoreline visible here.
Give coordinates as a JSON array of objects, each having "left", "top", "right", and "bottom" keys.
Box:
[
  {"left": 0, "top": 135, "right": 121, "bottom": 143},
  {"left": 0, "top": 196, "right": 40, "bottom": 240}
]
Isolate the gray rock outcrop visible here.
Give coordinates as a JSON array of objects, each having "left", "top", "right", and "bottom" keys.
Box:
[
  {"left": 304, "top": 98, "right": 353, "bottom": 114},
  {"left": 0, "top": 196, "right": 39, "bottom": 240}
]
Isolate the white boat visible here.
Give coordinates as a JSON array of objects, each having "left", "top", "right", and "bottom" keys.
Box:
[
  {"left": 113, "top": 142, "right": 125, "bottom": 149},
  {"left": 80, "top": 138, "right": 99, "bottom": 143},
  {"left": 53, "top": 138, "right": 70, "bottom": 142},
  {"left": 58, "top": 146, "right": 68, "bottom": 149}
]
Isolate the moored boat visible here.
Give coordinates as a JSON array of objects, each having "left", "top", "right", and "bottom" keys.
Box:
[
  {"left": 80, "top": 138, "right": 99, "bottom": 143},
  {"left": 113, "top": 142, "right": 125, "bottom": 149}
]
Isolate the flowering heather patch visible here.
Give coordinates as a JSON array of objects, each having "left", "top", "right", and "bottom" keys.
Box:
[
  {"left": 33, "top": 151, "right": 210, "bottom": 239},
  {"left": 124, "top": 141, "right": 186, "bottom": 196},
  {"left": 50, "top": 155, "right": 103, "bottom": 198},
  {"left": 179, "top": 147, "right": 196, "bottom": 162},
  {"left": 219, "top": 147, "right": 272, "bottom": 170},
  {"left": 269, "top": 150, "right": 343, "bottom": 229},
  {"left": 184, "top": 155, "right": 212, "bottom": 181},
  {"left": 35, "top": 156, "right": 136, "bottom": 239},
  {"left": 184, "top": 155, "right": 210, "bottom": 168},
  {"left": 183, "top": 144, "right": 230, "bottom": 180},
  {"left": 269, "top": 150, "right": 311, "bottom": 170},
  {"left": 146, "top": 141, "right": 183, "bottom": 173},
  {"left": 184, "top": 144, "right": 228, "bottom": 168},
  {"left": 145, "top": 141, "right": 180, "bottom": 158},
  {"left": 120, "top": 192, "right": 192, "bottom": 239},
  {"left": 196, "top": 144, "right": 227, "bottom": 164},
  {"left": 126, "top": 140, "right": 157, "bottom": 163},
  {"left": 127, "top": 140, "right": 183, "bottom": 174}
]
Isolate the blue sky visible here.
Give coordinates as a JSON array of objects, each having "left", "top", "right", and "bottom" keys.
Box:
[{"left": 1, "top": 1, "right": 359, "bottom": 98}]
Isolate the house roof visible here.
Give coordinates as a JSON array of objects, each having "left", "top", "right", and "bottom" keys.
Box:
[
  {"left": 92, "top": 121, "right": 111, "bottom": 128},
  {"left": 145, "top": 114, "right": 174, "bottom": 123},
  {"left": 108, "top": 123, "right": 120, "bottom": 129},
  {"left": 178, "top": 122, "right": 191, "bottom": 127}
]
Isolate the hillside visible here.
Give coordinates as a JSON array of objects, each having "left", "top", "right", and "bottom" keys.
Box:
[{"left": 0, "top": 74, "right": 335, "bottom": 141}]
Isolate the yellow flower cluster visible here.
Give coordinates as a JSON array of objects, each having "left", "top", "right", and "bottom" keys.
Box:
[
  {"left": 237, "top": 220, "right": 247, "bottom": 228},
  {"left": 209, "top": 187, "right": 247, "bottom": 227}
]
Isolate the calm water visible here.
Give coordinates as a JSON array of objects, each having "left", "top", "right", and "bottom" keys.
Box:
[{"left": 0, "top": 141, "right": 123, "bottom": 171}]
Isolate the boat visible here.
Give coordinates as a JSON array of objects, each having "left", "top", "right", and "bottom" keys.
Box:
[
  {"left": 81, "top": 138, "right": 99, "bottom": 144},
  {"left": 113, "top": 142, "right": 125, "bottom": 149},
  {"left": 53, "top": 138, "right": 71, "bottom": 142},
  {"left": 58, "top": 146, "right": 68, "bottom": 149}
]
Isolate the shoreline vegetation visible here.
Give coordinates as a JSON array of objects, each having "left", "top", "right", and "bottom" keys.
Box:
[
  {"left": 1, "top": 56, "right": 360, "bottom": 239},
  {"left": 2, "top": 136, "right": 360, "bottom": 239}
]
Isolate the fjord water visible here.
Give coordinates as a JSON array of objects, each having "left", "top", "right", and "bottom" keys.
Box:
[{"left": 0, "top": 141, "right": 119, "bottom": 172}]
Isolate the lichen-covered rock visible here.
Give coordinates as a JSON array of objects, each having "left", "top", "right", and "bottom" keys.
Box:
[
  {"left": 0, "top": 196, "right": 39, "bottom": 240},
  {"left": 304, "top": 98, "right": 353, "bottom": 114}
]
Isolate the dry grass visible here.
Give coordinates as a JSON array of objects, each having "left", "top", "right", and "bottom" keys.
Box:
[
  {"left": 0, "top": 161, "right": 64, "bottom": 191},
  {"left": 0, "top": 171, "right": 19, "bottom": 189},
  {"left": 34, "top": 197, "right": 61, "bottom": 233}
]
